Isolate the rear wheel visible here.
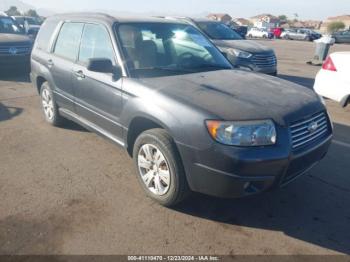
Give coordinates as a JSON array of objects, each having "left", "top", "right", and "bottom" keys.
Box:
[
  {"left": 40, "top": 82, "right": 64, "bottom": 126},
  {"left": 133, "top": 128, "right": 190, "bottom": 206}
]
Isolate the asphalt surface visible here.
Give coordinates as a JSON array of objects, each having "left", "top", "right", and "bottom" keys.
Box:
[{"left": 0, "top": 39, "right": 350, "bottom": 255}]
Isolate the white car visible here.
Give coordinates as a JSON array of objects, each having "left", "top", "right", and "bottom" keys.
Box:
[
  {"left": 314, "top": 52, "right": 350, "bottom": 107},
  {"left": 247, "top": 28, "right": 269, "bottom": 38}
]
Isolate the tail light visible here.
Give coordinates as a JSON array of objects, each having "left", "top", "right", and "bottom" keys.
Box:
[{"left": 322, "top": 56, "right": 337, "bottom": 72}]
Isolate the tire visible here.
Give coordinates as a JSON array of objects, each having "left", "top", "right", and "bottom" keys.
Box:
[
  {"left": 133, "top": 128, "right": 190, "bottom": 207},
  {"left": 40, "top": 82, "right": 64, "bottom": 126}
]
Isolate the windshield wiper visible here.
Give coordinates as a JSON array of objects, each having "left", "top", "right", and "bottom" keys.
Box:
[
  {"left": 131, "top": 66, "right": 193, "bottom": 73},
  {"left": 193, "top": 64, "right": 232, "bottom": 70}
]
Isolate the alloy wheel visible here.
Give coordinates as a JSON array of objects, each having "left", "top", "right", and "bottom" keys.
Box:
[
  {"left": 41, "top": 88, "right": 54, "bottom": 120},
  {"left": 137, "top": 144, "right": 171, "bottom": 196}
]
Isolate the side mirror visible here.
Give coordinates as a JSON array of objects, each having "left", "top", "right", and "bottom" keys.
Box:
[
  {"left": 87, "top": 58, "right": 123, "bottom": 81},
  {"left": 112, "top": 66, "right": 123, "bottom": 81},
  {"left": 87, "top": 58, "right": 114, "bottom": 73}
]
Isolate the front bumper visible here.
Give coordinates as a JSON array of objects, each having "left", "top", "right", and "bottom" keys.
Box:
[
  {"left": 177, "top": 131, "right": 332, "bottom": 199},
  {"left": 0, "top": 54, "right": 30, "bottom": 69},
  {"left": 227, "top": 54, "right": 277, "bottom": 75},
  {"left": 314, "top": 70, "right": 350, "bottom": 107}
]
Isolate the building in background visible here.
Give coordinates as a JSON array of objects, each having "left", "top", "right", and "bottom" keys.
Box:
[
  {"left": 320, "top": 15, "right": 350, "bottom": 32},
  {"left": 233, "top": 18, "right": 251, "bottom": 26},
  {"left": 288, "top": 20, "right": 322, "bottom": 29},
  {"left": 250, "top": 14, "right": 280, "bottom": 29},
  {"left": 206, "top": 13, "right": 232, "bottom": 24}
]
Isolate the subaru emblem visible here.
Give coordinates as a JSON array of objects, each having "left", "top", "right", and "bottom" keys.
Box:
[
  {"left": 9, "top": 47, "right": 18, "bottom": 55},
  {"left": 307, "top": 122, "right": 319, "bottom": 133}
]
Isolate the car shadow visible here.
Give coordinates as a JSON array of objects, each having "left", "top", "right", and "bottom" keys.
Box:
[
  {"left": 59, "top": 119, "right": 90, "bottom": 133},
  {"left": 278, "top": 74, "right": 315, "bottom": 89},
  {"left": 0, "top": 103, "right": 23, "bottom": 122},
  {"left": 173, "top": 122, "right": 350, "bottom": 254},
  {"left": 0, "top": 70, "right": 31, "bottom": 83}
]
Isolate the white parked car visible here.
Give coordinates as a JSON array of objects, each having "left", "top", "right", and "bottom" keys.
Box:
[
  {"left": 314, "top": 52, "right": 350, "bottom": 107},
  {"left": 247, "top": 28, "right": 269, "bottom": 38}
]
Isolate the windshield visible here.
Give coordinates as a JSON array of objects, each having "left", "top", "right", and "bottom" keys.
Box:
[
  {"left": 117, "top": 22, "right": 232, "bottom": 77},
  {"left": 0, "top": 17, "right": 22, "bottom": 34},
  {"left": 26, "top": 17, "right": 41, "bottom": 25},
  {"left": 197, "top": 22, "right": 243, "bottom": 40}
]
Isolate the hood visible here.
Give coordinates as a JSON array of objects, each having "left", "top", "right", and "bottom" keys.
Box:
[
  {"left": 137, "top": 70, "right": 324, "bottom": 126},
  {"left": 0, "top": 33, "right": 32, "bottom": 44},
  {"left": 213, "top": 39, "right": 273, "bottom": 54}
]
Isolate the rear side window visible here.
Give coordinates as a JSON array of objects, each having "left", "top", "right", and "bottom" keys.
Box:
[
  {"left": 54, "top": 22, "right": 84, "bottom": 61},
  {"left": 35, "top": 20, "right": 59, "bottom": 51},
  {"left": 78, "top": 23, "right": 115, "bottom": 64}
]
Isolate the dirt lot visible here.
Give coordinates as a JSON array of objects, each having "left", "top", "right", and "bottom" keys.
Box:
[{"left": 0, "top": 39, "right": 350, "bottom": 255}]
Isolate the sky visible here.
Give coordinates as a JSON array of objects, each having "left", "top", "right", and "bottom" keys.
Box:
[{"left": 24, "top": 0, "right": 350, "bottom": 20}]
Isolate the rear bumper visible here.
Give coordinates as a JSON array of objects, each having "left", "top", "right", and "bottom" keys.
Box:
[
  {"left": 314, "top": 70, "right": 350, "bottom": 106},
  {"left": 177, "top": 134, "right": 332, "bottom": 199}
]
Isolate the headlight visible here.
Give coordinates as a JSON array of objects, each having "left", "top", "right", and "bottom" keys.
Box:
[
  {"left": 206, "top": 120, "right": 277, "bottom": 146},
  {"left": 228, "top": 49, "right": 253, "bottom": 59},
  {"left": 318, "top": 95, "right": 326, "bottom": 105}
]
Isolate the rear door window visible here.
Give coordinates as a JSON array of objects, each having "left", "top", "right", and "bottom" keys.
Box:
[
  {"left": 35, "top": 20, "right": 59, "bottom": 51},
  {"left": 78, "top": 23, "right": 116, "bottom": 65},
  {"left": 53, "top": 22, "right": 84, "bottom": 61}
]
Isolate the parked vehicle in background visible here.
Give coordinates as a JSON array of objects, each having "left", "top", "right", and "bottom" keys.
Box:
[
  {"left": 193, "top": 19, "right": 277, "bottom": 75},
  {"left": 246, "top": 27, "right": 271, "bottom": 39},
  {"left": 331, "top": 30, "right": 350, "bottom": 44},
  {"left": 0, "top": 15, "right": 33, "bottom": 71},
  {"left": 12, "top": 16, "right": 42, "bottom": 38},
  {"left": 281, "top": 28, "right": 321, "bottom": 41},
  {"left": 314, "top": 52, "right": 350, "bottom": 107},
  {"left": 31, "top": 13, "right": 332, "bottom": 206},
  {"left": 271, "top": 27, "right": 284, "bottom": 38},
  {"left": 230, "top": 25, "right": 248, "bottom": 39}
]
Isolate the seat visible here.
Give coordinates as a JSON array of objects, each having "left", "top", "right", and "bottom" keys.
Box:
[{"left": 136, "top": 40, "right": 158, "bottom": 68}]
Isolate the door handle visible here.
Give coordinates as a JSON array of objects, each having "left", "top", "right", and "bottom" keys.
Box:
[
  {"left": 74, "top": 70, "right": 86, "bottom": 79},
  {"left": 47, "top": 59, "right": 54, "bottom": 68}
]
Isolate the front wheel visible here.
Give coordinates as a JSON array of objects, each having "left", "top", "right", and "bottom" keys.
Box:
[{"left": 133, "top": 128, "right": 190, "bottom": 206}]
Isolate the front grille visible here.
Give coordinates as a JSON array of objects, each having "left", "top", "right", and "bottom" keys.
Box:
[
  {"left": 252, "top": 53, "right": 277, "bottom": 68},
  {"left": 290, "top": 112, "right": 330, "bottom": 150},
  {"left": 0, "top": 46, "right": 31, "bottom": 55}
]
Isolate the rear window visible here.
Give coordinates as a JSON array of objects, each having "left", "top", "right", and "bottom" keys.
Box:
[
  {"left": 53, "top": 22, "right": 84, "bottom": 61},
  {"left": 35, "top": 20, "right": 59, "bottom": 51}
]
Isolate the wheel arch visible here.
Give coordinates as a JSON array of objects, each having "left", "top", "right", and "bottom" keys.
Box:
[
  {"left": 126, "top": 115, "right": 174, "bottom": 157},
  {"left": 35, "top": 75, "right": 48, "bottom": 94}
]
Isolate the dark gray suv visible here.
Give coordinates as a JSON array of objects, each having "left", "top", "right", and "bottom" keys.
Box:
[
  {"left": 0, "top": 15, "right": 32, "bottom": 71},
  {"left": 191, "top": 19, "right": 277, "bottom": 75},
  {"left": 31, "top": 13, "right": 332, "bottom": 206}
]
